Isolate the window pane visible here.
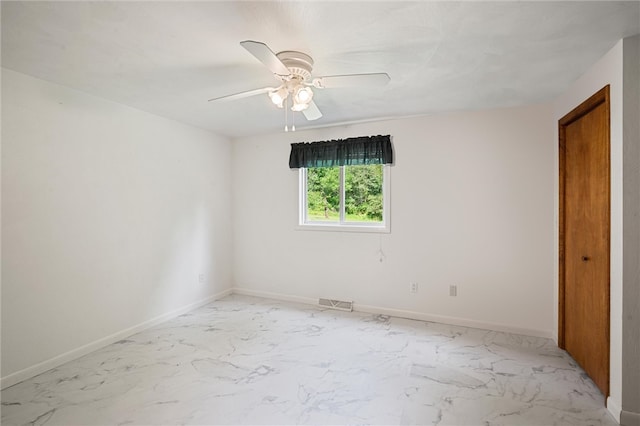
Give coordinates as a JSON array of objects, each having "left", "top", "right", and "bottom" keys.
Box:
[
  {"left": 345, "top": 164, "right": 383, "bottom": 223},
  {"left": 306, "top": 167, "right": 340, "bottom": 222}
]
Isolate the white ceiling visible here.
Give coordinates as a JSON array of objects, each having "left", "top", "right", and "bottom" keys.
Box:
[{"left": 2, "top": 1, "right": 639, "bottom": 139}]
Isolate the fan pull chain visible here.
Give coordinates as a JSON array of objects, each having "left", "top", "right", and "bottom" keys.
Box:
[
  {"left": 292, "top": 110, "right": 296, "bottom": 132},
  {"left": 284, "top": 98, "right": 289, "bottom": 132}
]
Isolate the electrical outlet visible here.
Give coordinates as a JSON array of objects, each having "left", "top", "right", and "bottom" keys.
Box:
[
  {"left": 410, "top": 282, "right": 418, "bottom": 293},
  {"left": 199, "top": 274, "right": 205, "bottom": 283},
  {"left": 449, "top": 285, "right": 457, "bottom": 296}
]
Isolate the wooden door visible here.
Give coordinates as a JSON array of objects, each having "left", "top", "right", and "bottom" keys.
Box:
[{"left": 559, "top": 85, "right": 610, "bottom": 397}]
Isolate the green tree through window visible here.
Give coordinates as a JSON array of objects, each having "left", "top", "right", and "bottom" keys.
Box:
[
  {"left": 305, "top": 164, "right": 384, "bottom": 223},
  {"left": 345, "top": 164, "right": 383, "bottom": 222},
  {"left": 306, "top": 167, "right": 340, "bottom": 221}
]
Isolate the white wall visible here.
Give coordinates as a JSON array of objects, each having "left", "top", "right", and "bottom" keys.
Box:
[
  {"left": 232, "top": 103, "right": 555, "bottom": 337},
  {"left": 1, "top": 69, "right": 233, "bottom": 387},
  {"left": 552, "top": 40, "right": 627, "bottom": 422},
  {"left": 621, "top": 34, "right": 640, "bottom": 426}
]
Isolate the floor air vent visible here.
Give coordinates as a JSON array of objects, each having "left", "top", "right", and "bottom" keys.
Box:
[{"left": 318, "top": 298, "right": 353, "bottom": 312}]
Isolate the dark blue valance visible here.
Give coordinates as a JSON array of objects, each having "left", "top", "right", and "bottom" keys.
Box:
[{"left": 289, "top": 135, "right": 393, "bottom": 169}]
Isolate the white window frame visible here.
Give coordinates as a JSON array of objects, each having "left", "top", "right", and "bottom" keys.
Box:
[{"left": 297, "top": 165, "right": 391, "bottom": 233}]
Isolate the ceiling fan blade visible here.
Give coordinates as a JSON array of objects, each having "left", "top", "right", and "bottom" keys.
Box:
[
  {"left": 302, "top": 100, "right": 322, "bottom": 121},
  {"left": 208, "top": 87, "right": 275, "bottom": 102},
  {"left": 240, "top": 40, "right": 291, "bottom": 77},
  {"left": 313, "top": 73, "right": 390, "bottom": 89}
]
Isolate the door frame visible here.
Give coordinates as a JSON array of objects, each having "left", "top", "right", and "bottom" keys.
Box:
[{"left": 558, "top": 85, "right": 611, "bottom": 394}]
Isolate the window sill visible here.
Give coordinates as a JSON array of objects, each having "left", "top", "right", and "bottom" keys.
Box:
[{"left": 296, "top": 223, "right": 390, "bottom": 234}]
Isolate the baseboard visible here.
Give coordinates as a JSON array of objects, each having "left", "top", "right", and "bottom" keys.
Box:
[
  {"left": 232, "top": 287, "right": 317, "bottom": 306},
  {"left": 231, "top": 287, "right": 553, "bottom": 339},
  {"left": 606, "top": 397, "right": 640, "bottom": 425},
  {"left": 0, "top": 288, "right": 232, "bottom": 390},
  {"left": 353, "top": 302, "right": 553, "bottom": 339},
  {"left": 621, "top": 409, "right": 640, "bottom": 426},
  {"left": 608, "top": 396, "right": 622, "bottom": 423}
]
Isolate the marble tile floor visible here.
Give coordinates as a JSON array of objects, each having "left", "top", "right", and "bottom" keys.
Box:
[{"left": 1, "top": 294, "right": 615, "bottom": 426}]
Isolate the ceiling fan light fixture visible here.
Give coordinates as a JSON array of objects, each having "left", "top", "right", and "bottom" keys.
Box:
[
  {"left": 291, "top": 102, "right": 309, "bottom": 112},
  {"left": 293, "top": 86, "right": 313, "bottom": 104},
  {"left": 269, "top": 86, "right": 288, "bottom": 106}
]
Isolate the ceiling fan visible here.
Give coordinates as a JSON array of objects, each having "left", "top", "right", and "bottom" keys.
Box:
[{"left": 208, "top": 40, "right": 390, "bottom": 124}]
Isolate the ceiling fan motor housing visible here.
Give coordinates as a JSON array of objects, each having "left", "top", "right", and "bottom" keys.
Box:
[{"left": 276, "top": 51, "right": 314, "bottom": 81}]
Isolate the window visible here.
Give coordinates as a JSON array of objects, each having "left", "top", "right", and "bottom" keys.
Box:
[
  {"left": 299, "top": 164, "right": 390, "bottom": 232},
  {"left": 289, "top": 134, "right": 393, "bottom": 232}
]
